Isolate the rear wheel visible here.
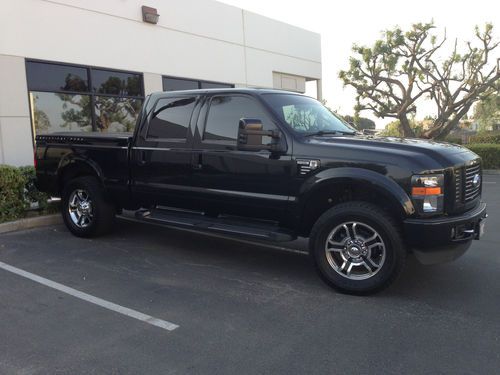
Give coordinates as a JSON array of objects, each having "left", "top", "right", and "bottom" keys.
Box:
[
  {"left": 62, "top": 176, "right": 115, "bottom": 237},
  {"left": 309, "top": 201, "right": 405, "bottom": 295}
]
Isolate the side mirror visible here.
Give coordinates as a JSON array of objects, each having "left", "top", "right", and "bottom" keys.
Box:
[{"left": 237, "top": 118, "right": 282, "bottom": 152}]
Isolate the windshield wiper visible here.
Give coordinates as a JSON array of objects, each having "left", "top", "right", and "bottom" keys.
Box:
[{"left": 304, "top": 130, "right": 356, "bottom": 137}]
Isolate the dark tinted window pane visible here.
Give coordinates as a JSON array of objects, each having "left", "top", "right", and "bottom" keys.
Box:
[
  {"left": 200, "top": 81, "right": 233, "bottom": 89},
  {"left": 92, "top": 69, "right": 143, "bottom": 97},
  {"left": 163, "top": 77, "right": 199, "bottom": 91},
  {"left": 95, "top": 96, "right": 142, "bottom": 132},
  {"left": 204, "top": 96, "right": 273, "bottom": 142},
  {"left": 31, "top": 91, "right": 92, "bottom": 134},
  {"left": 26, "top": 62, "right": 89, "bottom": 92},
  {"left": 147, "top": 97, "right": 196, "bottom": 139}
]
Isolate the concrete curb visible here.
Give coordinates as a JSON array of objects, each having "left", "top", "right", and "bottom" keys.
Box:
[
  {"left": 484, "top": 169, "right": 500, "bottom": 175},
  {"left": 0, "top": 214, "right": 62, "bottom": 234}
]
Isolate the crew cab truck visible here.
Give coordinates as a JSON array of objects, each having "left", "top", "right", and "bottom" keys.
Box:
[{"left": 35, "top": 89, "right": 487, "bottom": 294}]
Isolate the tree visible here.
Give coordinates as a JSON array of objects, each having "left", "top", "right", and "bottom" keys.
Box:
[
  {"left": 339, "top": 23, "right": 436, "bottom": 137},
  {"left": 57, "top": 74, "right": 142, "bottom": 132},
  {"left": 473, "top": 91, "right": 500, "bottom": 132},
  {"left": 340, "top": 22, "right": 500, "bottom": 139},
  {"left": 419, "top": 24, "right": 499, "bottom": 138},
  {"left": 380, "top": 120, "right": 401, "bottom": 137},
  {"left": 32, "top": 94, "right": 51, "bottom": 132},
  {"left": 344, "top": 115, "right": 376, "bottom": 130},
  {"left": 380, "top": 119, "right": 423, "bottom": 137}
]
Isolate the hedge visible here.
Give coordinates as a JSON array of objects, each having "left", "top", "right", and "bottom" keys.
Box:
[
  {"left": 469, "top": 131, "right": 500, "bottom": 144},
  {"left": 466, "top": 144, "right": 500, "bottom": 169},
  {"left": 0, "top": 165, "right": 55, "bottom": 224}
]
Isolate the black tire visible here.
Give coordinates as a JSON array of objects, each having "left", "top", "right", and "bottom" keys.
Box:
[
  {"left": 61, "top": 176, "right": 115, "bottom": 237},
  {"left": 309, "top": 201, "right": 406, "bottom": 295}
]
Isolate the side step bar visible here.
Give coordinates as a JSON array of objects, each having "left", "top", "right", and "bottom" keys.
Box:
[{"left": 132, "top": 208, "right": 296, "bottom": 242}]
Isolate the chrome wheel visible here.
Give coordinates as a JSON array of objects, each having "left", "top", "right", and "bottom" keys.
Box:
[
  {"left": 68, "top": 189, "right": 93, "bottom": 228},
  {"left": 325, "top": 221, "right": 386, "bottom": 280}
]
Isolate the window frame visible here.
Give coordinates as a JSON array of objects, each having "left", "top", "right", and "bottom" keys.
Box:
[
  {"left": 201, "top": 94, "right": 276, "bottom": 148},
  {"left": 144, "top": 95, "right": 198, "bottom": 143},
  {"left": 26, "top": 59, "right": 145, "bottom": 99},
  {"left": 26, "top": 59, "right": 145, "bottom": 135},
  {"left": 162, "top": 75, "right": 234, "bottom": 92}
]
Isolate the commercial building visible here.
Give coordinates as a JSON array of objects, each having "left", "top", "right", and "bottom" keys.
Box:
[{"left": 0, "top": 0, "right": 322, "bottom": 166}]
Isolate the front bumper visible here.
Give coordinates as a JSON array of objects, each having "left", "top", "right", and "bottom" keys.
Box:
[{"left": 403, "top": 202, "right": 487, "bottom": 264}]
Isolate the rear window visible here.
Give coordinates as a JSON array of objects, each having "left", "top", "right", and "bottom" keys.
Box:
[{"left": 147, "top": 97, "right": 196, "bottom": 140}]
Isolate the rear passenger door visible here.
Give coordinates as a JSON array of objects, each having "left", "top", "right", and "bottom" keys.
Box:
[
  {"left": 130, "top": 95, "right": 199, "bottom": 208},
  {"left": 190, "top": 94, "right": 293, "bottom": 222}
]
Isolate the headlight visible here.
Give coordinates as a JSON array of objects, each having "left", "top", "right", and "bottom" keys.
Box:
[{"left": 411, "top": 174, "right": 444, "bottom": 214}]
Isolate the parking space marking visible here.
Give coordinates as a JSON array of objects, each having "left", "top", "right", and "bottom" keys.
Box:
[{"left": 0, "top": 261, "right": 179, "bottom": 331}]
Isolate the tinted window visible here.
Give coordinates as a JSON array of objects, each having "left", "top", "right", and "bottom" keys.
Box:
[
  {"left": 204, "top": 96, "right": 273, "bottom": 142},
  {"left": 200, "top": 81, "right": 233, "bottom": 89},
  {"left": 30, "top": 91, "right": 92, "bottom": 134},
  {"left": 92, "top": 69, "right": 142, "bottom": 97},
  {"left": 26, "top": 61, "right": 89, "bottom": 92},
  {"left": 163, "top": 77, "right": 199, "bottom": 91},
  {"left": 95, "top": 97, "right": 142, "bottom": 132},
  {"left": 147, "top": 97, "right": 196, "bottom": 139}
]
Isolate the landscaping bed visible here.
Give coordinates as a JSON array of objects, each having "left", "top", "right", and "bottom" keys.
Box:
[{"left": 0, "top": 165, "right": 59, "bottom": 224}]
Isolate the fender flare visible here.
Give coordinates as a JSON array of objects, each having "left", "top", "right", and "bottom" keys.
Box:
[
  {"left": 57, "top": 153, "right": 104, "bottom": 188},
  {"left": 298, "top": 167, "right": 415, "bottom": 217}
]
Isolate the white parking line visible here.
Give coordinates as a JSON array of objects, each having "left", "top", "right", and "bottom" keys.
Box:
[{"left": 0, "top": 261, "right": 179, "bottom": 331}]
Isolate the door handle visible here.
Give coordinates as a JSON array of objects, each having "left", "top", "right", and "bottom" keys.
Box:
[
  {"left": 138, "top": 150, "right": 148, "bottom": 166},
  {"left": 192, "top": 153, "right": 203, "bottom": 170}
]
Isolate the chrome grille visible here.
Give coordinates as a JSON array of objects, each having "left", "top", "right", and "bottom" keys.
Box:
[
  {"left": 454, "top": 167, "right": 463, "bottom": 203},
  {"left": 464, "top": 163, "right": 481, "bottom": 202}
]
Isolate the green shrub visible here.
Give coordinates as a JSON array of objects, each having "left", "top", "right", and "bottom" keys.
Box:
[
  {"left": 0, "top": 165, "right": 55, "bottom": 224},
  {"left": 466, "top": 144, "right": 500, "bottom": 169},
  {"left": 0, "top": 165, "right": 29, "bottom": 223},
  {"left": 444, "top": 135, "right": 463, "bottom": 145},
  {"left": 18, "top": 166, "right": 52, "bottom": 212},
  {"left": 469, "top": 131, "right": 500, "bottom": 144}
]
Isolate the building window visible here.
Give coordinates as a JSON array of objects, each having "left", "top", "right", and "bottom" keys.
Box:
[
  {"left": 162, "top": 77, "right": 199, "bottom": 91},
  {"left": 162, "top": 75, "right": 233, "bottom": 92},
  {"left": 26, "top": 60, "right": 144, "bottom": 135},
  {"left": 147, "top": 97, "right": 196, "bottom": 139},
  {"left": 31, "top": 92, "right": 93, "bottom": 133},
  {"left": 200, "top": 80, "right": 233, "bottom": 89}
]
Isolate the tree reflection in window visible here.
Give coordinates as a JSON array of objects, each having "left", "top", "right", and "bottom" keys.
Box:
[
  {"left": 31, "top": 92, "right": 92, "bottom": 134},
  {"left": 28, "top": 61, "right": 145, "bottom": 134},
  {"left": 95, "top": 97, "right": 142, "bottom": 132}
]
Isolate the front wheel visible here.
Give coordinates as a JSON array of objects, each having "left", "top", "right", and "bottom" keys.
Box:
[
  {"left": 309, "top": 202, "right": 406, "bottom": 295},
  {"left": 61, "top": 176, "right": 115, "bottom": 237}
]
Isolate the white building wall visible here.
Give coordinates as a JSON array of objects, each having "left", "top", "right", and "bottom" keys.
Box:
[
  {"left": 0, "top": 0, "right": 322, "bottom": 165},
  {"left": 0, "top": 55, "right": 34, "bottom": 166}
]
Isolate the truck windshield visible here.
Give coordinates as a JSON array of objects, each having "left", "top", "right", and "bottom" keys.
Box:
[{"left": 263, "top": 93, "right": 356, "bottom": 136}]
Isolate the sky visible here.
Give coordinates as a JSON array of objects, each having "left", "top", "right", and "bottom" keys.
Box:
[{"left": 219, "top": 0, "right": 500, "bottom": 128}]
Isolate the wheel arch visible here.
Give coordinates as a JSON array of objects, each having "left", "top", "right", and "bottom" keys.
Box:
[
  {"left": 57, "top": 155, "right": 104, "bottom": 194},
  {"left": 297, "top": 167, "right": 415, "bottom": 237}
]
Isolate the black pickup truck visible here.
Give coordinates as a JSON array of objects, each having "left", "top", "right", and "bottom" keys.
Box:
[{"left": 35, "top": 89, "right": 487, "bottom": 294}]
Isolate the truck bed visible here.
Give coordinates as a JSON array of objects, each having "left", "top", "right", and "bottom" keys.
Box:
[{"left": 35, "top": 132, "right": 133, "bottom": 197}]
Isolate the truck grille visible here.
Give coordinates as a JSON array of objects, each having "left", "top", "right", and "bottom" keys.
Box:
[
  {"left": 455, "top": 161, "right": 481, "bottom": 204},
  {"left": 464, "top": 163, "right": 481, "bottom": 202},
  {"left": 454, "top": 167, "right": 463, "bottom": 203}
]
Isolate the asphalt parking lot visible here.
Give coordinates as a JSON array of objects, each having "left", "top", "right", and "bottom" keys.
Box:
[{"left": 0, "top": 175, "right": 499, "bottom": 374}]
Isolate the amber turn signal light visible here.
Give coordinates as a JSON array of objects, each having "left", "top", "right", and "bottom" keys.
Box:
[{"left": 412, "top": 187, "right": 442, "bottom": 196}]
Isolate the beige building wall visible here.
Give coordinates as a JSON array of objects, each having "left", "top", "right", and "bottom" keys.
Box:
[{"left": 0, "top": 0, "right": 322, "bottom": 166}]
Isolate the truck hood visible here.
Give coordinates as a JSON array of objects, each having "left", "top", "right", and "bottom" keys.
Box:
[{"left": 304, "top": 135, "right": 478, "bottom": 170}]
